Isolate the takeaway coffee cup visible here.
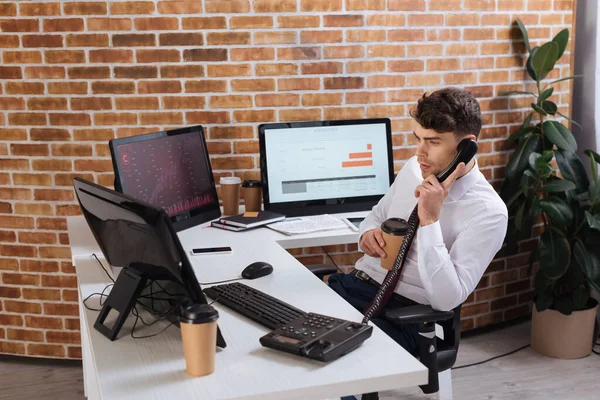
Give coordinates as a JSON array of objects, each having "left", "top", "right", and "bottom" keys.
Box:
[
  {"left": 241, "top": 180, "right": 262, "bottom": 212},
  {"left": 220, "top": 177, "right": 241, "bottom": 215},
  {"left": 380, "top": 218, "right": 409, "bottom": 271},
  {"left": 179, "top": 303, "right": 219, "bottom": 377}
]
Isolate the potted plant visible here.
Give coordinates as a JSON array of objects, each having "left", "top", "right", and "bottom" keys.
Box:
[{"left": 500, "top": 19, "right": 599, "bottom": 359}]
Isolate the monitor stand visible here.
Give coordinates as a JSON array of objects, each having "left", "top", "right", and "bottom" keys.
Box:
[{"left": 94, "top": 265, "right": 226, "bottom": 348}]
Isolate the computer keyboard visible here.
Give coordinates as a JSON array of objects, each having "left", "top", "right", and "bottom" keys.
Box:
[{"left": 203, "top": 282, "right": 305, "bottom": 329}]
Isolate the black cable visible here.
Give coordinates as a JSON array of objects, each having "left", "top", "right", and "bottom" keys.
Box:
[
  {"left": 321, "top": 246, "right": 344, "bottom": 273},
  {"left": 92, "top": 253, "right": 115, "bottom": 283},
  {"left": 452, "top": 344, "right": 530, "bottom": 369}
]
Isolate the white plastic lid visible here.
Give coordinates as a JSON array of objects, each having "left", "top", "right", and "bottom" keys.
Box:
[{"left": 220, "top": 177, "right": 241, "bottom": 184}]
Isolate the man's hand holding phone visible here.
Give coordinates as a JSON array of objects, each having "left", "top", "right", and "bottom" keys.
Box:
[{"left": 359, "top": 227, "right": 387, "bottom": 258}]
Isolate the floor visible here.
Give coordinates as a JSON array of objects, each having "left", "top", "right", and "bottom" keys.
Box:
[{"left": 0, "top": 321, "right": 599, "bottom": 400}]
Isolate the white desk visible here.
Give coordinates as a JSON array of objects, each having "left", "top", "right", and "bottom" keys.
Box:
[{"left": 68, "top": 213, "right": 428, "bottom": 400}]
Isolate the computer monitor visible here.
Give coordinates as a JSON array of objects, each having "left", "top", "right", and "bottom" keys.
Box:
[
  {"left": 73, "top": 177, "right": 226, "bottom": 347},
  {"left": 259, "top": 118, "right": 394, "bottom": 217},
  {"left": 109, "top": 125, "right": 220, "bottom": 232}
]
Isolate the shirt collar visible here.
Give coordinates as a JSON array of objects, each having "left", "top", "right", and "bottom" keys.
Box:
[{"left": 447, "top": 159, "right": 480, "bottom": 201}]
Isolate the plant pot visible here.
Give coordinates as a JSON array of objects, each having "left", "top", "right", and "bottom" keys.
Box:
[{"left": 531, "top": 301, "right": 598, "bottom": 359}]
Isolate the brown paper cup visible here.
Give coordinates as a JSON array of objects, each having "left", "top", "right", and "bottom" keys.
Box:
[
  {"left": 242, "top": 187, "right": 262, "bottom": 212},
  {"left": 180, "top": 320, "right": 217, "bottom": 377},
  {"left": 380, "top": 218, "right": 409, "bottom": 271},
  {"left": 220, "top": 177, "right": 241, "bottom": 215}
]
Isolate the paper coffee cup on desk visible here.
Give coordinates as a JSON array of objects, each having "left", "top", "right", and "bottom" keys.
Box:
[
  {"left": 380, "top": 218, "right": 409, "bottom": 271},
  {"left": 241, "top": 180, "right": 262, "bottom": 212},
  {"left": 220, "top": 177, "right": 241, "bottom": 215},
  {"left": 179, "top": 304, "right": 219, "bottom": 377}
]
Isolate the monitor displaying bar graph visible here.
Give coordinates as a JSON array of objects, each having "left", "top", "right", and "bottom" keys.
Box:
[{"left": 259, "top": 118, "right": 394, "bottom": 217}]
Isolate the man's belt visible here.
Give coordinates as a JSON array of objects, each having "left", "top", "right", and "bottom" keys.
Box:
[{"left": 351, "top": 269, "right": 417, "bottom": 308}]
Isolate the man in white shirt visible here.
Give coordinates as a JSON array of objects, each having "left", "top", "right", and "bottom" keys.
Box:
[{"left": 329, "top": 87, "right": 508, "bottom": 356}]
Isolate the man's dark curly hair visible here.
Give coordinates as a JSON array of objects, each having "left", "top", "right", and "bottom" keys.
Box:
[{"left": 410, "top": 87, "right": 482, "bottom": 138}]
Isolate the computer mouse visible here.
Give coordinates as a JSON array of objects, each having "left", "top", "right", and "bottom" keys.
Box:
[{"left": 242, "top": 261, "right": 274, "bottom": 280}]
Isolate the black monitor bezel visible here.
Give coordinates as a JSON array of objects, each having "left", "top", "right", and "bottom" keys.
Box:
[
  {"left": 73, "top": 177, "right": 206, "bottom": 305},
  {"left": 258, "top": 118, "right": 394, "bottom": 217},
  {"left": 109, "top": 125, "right": 221, "bottom": 232}
]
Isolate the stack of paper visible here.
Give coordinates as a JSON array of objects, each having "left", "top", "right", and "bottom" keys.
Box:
[{"left": 267, "top": 215, "right": 348, "bottom": 236}]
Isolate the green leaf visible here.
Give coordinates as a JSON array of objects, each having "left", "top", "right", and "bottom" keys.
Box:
[
  {"left": 498, "top": 91, "right": 536, "bottom": 96},
  {"left": 520, "top": 170, "right": 536, "bottom": 196},
  {"left": 527, "top": 46, "right": 539, "bottom": 81},
  {"left": 541, "top": 150, "right": 554, "bottom": 163},
  {"left": 557, "top": 111, "right": 582, "bottom": 129},
  {"left": 554, "top": 150, "right": 589, "bottom": 192},
  {"left": 584, "top": 150, "right": 600, "bottom": 191},
  {"left": 516, "top": 18, "right": 532, "bottom": 53},
  {"left": 541, "top": 101, "right": 558, "bottom": 115},
  {"left": 531, "top": 41, "right": 560, "bottom": 81},
  {"left": 548, "top": 75, "right": 583, "bottom": 86},
  {"left": 552, "top": 28, "right": 569, "bottom": 59},
  {"left": 528, "top": 152, "right": 541, "bottom": 170},
  {"left": 542, "top": 179, "right": 576, "bottom": 193},
  {"left": 531, "top": 103, "right": 547, "bottom": 116},
  {"left": 534, "top": 271, "right": 554, "bottom": 312},
  {"left": 506, "top": 134, "right": 541, "bottom": 180},
  {"left": 539, "top": 196, "right": 573, "bottom": 226},
  {"left": 536, "top": 292, "right": 554, "bottom": 312},
  {"left": 508, "top": 126, "right": 537, "bottom": 144},
  {"left": 573, "top": 240, "right": 600, "bottom": 294},
  {"left": 515, "top": 201, "right": 526, "bottom": 230},
  {"left": 538, "top": 163, "right": 553, "bottom": 180},
  {"left": 538, "top": 87, "right": 554, "bottom": 103},
  {"left": 538, "top": 226, "right": 570, "bottom": 278},
  {"left": 543, "top": 121, "right": 576, "bottom": 152},
  {"left": 554, "top": 294, "right": 573, "bottom": 315},
  {"left": 572, "top": 285, "right": 590, "bottom": 311},
  {"left": 505, "top": 188, "right": 524, "bottom": 209},
  {"left": 584, "top": 211, "right": 600, "bottom": 232}
]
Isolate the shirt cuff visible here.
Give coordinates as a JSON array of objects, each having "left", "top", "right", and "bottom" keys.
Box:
[{"left": 418, "top": 220, "right": 445, "bottom": 250}]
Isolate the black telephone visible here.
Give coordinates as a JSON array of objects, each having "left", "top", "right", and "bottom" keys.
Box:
[{"left": 436, "top": 139, "right": 478, "bottom": 183}]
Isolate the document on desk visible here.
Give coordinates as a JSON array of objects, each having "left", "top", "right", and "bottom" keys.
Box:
[{"left": 267, "top": 214, "right": 348, "bottom": 235}]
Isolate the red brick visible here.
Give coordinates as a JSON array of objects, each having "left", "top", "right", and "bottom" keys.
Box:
[
  {"left": 256, "top": 94, "right": 300, "bottom": 107},
  {"left": 71, "top": 97, "right": 112, "bottom": 111},
  {"left": 20, "top": 260, "right": 60, "bottom": 273},
  {"left": 158, "top": 1, "right": 203, "bottom": 13},
  {"left": 278, "top": 47, "right": 321, "bottom": 60},
  {"left": 389, "top": 60, "right": 424, "bottom": 73},
  {"left": 0, "top": 19, "right": 39, "bottom": 32},
  {"left": 254, "top": 0, "right": 297, "bottom": 12},
  {"left": 0, "top": 3, "right": 16, "bottom": 16},
  {"left": 62, "top": 290, "right": 78, "bottom": 302},
  {"left": 181, "top": 17, "right": 227, "bottom": 30},
  {"left": 0, "top": 34, "right": 19, "bottom": 48},
  {"left": 0, "top": 341, "right": 25, "bottom": 354},
  {"left": 408, "top": 14, "right": 444, "bottom": 26},
  {"left": 24, "top": 66, "right": 65, "bottom": 79},
  {"left": 115, "top": 97, "right": 158, "bottom": 110},
  {"left": 135, "top": 17, "right": 178, "bottom": 31},
  {"left": 68, "top": 66, "right": 110, "bottom": 79},
  {"left": 346, "top": 29, "right": 385, "bottom": 43},
  {"left": 347, "top": 60, "right": 385, "bottom": 74},
  {"left": 43, "top": 18, "right": 84, "bottom": 32},
  {"left": 0, "top": 258, "right": 19, "bottom": 271},
  {"left": 49, "top": 113, "right": 91, "bottom": 126},
  {"left": 0, "top": 97, "right": 25, "bottom": 110},
  {"left": 0, "top": 66, "right": 22, "bottom": 79},
  {"left": 92, "top": 81, "right": 135, "bottom": 94},
  {"left": 324, "top": 15, "right": 364, "bottom": 27},
  {"left": 111, "top": 1, "right": 155, "bottom": 14},
  {"left": 210, "top": 126, "right": 254, "bottom": 140},
  {"left": 3, "top": 50, "right": 42, "bottom": 64},
  {"left": 280, "top": 108, "right": 322, "bottom": 122},
  {"left": 38, "top": 246, "right": 71, "bottom": 260},
  {"left": 231, "top": 79, "right": 276, "bottom": 93},
  {"left": 207, "top": 64, "right": 251, "bottom": 78},
  {"left": 302, "top": 93, "right": 342, "bottom": 106},
  {"left": 7, "top": 329, "right": 44, "bottom": 342},
  {"left": 114, "top": 66, "right": 157, "bottom": 79},
  {"left": 232, "top": 110, "right": 276, "bottom": 123},
  {"left": 207, "top": 32, "right": 250, "bottom": 45},
  {"left": 88, "top": 17, "right": 132, "bottom": 31},
  {"left": 347, "top": 91, "right": 386, "bottom": 104},
  {"left": 66, "top": 33, "right": 109, "bottom": 47},
  {"left": 137, "top": 49, "right": 180, "bottom": 63},
  {"left": 278, "top": 78, "right": 320, "bottom": 91},
  {"left": 44, "top": 50, "right": 86, "bottom": 64},
  {"left": 324, "top": 45, "right": 364, "bottom": 59},
  {"left": 277, "top": 16, "right": 320, "bottom": 28},
  {"left": 211, "top": 156, "right": 255, "bottom": 170},
  {"left": 64, "top": 2, "right": 107, "bottom": 14},
  {"left": 56, "top": 205, "right": 83, "bottom": 216},
  {"left": 231, "top": 16, "right": 273, "bottom": 29},
  {"left": 5, "top": 82, "right": 42, "bottom": 95},
  {"left": 73, "top": 129, "right": 114, "bottom": 141},
  {"left": 27, "top": 343, "right": 66, "bottom": 358},
  {"left": 210, "top": 95, "right": 253, "bottom": 109},
  {"left": 0, "top": 285, "right": 20, "bottom": 298},
  {"left": 22, "top": 34, "right": 63, "bottom": 47},
  {"left": 160, "top": 65, "right": 203, "bottom": 78},
  {"left": 183, "top": 48, "right": 227, "bottom": 62},
  {"left": 25, "top": 316, "right": 62, "bottom": 329},
  {"left": 205, "top": 0, "right": 250, "bottom": 13},
  {"left": 206, "top": 142, "right": 232, "bottom": 155},
  {"left": 0, "top": 128, "right": 26, "bottom": 140},
  {"left": 159, "top": 32, "right": 203, "bottom": 46},
  {"left": 163, "top": 96, "right": 206, "bottom": 110},
  {"left": 29, "top": 128, "right": 70, "bottom": 141},
  {"left": 51, "top": 144, "right": 93, "bottom": 157},
  {"left": 231, "top": 48, "right": 274, "bottom": 61},
  {"left": 4, "top": 300, "right": 42, "bottom": 314},
  {"left": 186, "top": 111, "right": 231, "bottom": 124},
  {"left": 461, "top": 302, "right": 490, "bottom": 317},
  {"left": 94, "top": 112, "right": 137, "bottom": 126},
  {"left": 2, "top": 272, "right": 39, "bottom": 286},
  {"left": 0, "top": 229, "right": 15, "bottom": 242},
  {"left": 27, "top": 97, "right": 68, "bottom": 110},
  {"left": 13, "top": 173, "right": 52, "bottom": 186},
  {"left": 90, "top": 49, "right": 133, "bottom": 63},
  {"left": 140, "top": 112, "right": 183, "bottom": 125},
  {"left": 74, "top": 160, "right": 112, "bottom": 172},
  {"left": 139, "top": 80, "right": 182, "bottom": 94},
  {"left": 37, "top": 217, "right": 68, "bottom": 230},
  {"left": 301, "top": 30, "right": 343, "bottom": 44},
  {"left": 46, "top": 331, "right": 81, "bottom": 344},
  {"left": 68, "top": 346, "right": 82, "bottom": 358},
  {"left": 42, "top": 275, "right": 78, "bottom": 289},
  {"left": 113, "top": 33, "right": 155, "bottom": 47},
  {"left": 0, "top": 159, "right": 30, "bottom": 171},
  {"left": 324, "top": 77, "right": 364, "bottom": 90}
]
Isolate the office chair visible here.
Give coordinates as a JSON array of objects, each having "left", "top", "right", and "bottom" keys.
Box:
[{"left": 307, "top": 265, "right": 461, "bottom": 400}]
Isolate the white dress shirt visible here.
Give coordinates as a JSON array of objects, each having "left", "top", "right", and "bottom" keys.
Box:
[{"left": 355, "top": 156, "right": 508, "bottom": 311}]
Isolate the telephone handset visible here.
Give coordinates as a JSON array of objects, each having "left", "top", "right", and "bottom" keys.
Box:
[
  {"left": 436, "top": 139, "right": 478, "bottom": 183},
  {"left": 362, "top": 138, "right": 478, "bottom": 323}
]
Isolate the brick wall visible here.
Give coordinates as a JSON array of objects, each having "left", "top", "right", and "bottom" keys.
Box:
[{"left": 0, "top": 0, "right": 575, "bottom": 358}]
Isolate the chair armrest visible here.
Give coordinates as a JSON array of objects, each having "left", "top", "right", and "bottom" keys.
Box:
[
  {"left": 306, "top": 264, "right": 338, "bottom": 277},
  {"left": 384, "top": 304, "right": 454, "bottom": 324}
]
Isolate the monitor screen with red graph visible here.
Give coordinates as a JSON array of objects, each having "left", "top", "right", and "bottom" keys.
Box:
[{"left": 109, "top": 126, "right": 221, "bottom": 231}]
